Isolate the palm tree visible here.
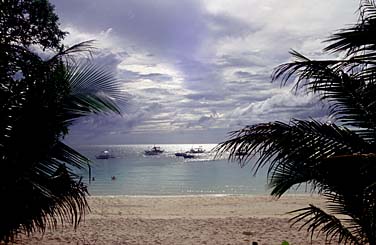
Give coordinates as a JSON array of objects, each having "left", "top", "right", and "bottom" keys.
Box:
[
  {"left": 0, "top": 41, "right": 125, "bottom": 242},
  {"left": 0, "top": 1, "right": 124, "bottom": 242},
  {"left": 216, "top": 1, "right": 376, "bottom": 244}
]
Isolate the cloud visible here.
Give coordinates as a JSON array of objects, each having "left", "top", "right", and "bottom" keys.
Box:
[
  {"left": 51, "top": 0, "right": 359, "bottom": 144},
  {"left": 52, "top": 0, "right": 208, "bottom": 57}
]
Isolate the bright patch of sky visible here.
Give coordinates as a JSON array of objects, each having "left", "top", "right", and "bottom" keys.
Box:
[{"left": 51, "top": 0, "right": 359, "bottom": 144}]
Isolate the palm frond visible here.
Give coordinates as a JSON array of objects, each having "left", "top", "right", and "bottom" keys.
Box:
[
  {"left": 0, "top": 160, "right": 89, "bottom": 242},
  {"left": 272, "top": 50, "right": 376, "bottom": 131},
  {"left": 217, "top": 1, "right": 376, "bottom": 243},
  {"left": 49, "top": 40, "right": 97, "bottom": 62},
  {"left": 63, "top": 62, "right": 125, "bottom": 121},
  {"left": 0, "top": 41, "right": 126, "bottom": 241},
  {"left": 324, "top": 0, "right": 376, "bottom": 56},
  {"left": 50, "top": 141, "right": 90, "bottom": 169},
  {"left": 215, "top": 120, "right": 370, "bottom": 196},
  {"left": 323, "top": 190, "right": 376, "bottom": 245},
  {"left": 289, "top": 204, "right": 361, "bottom": 244},
  {"left": 271, "top": 152, "right": 376, "bottom": 198},
  {"left": 0, "top": 140, "right": 91, "bottom": 240}
]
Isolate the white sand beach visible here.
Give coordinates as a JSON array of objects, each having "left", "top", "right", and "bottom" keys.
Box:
[{"left": 15, "top": 194, "right": 332, "bottom": 245}]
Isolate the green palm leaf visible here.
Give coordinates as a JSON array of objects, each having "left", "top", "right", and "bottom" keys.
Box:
[{"left": 63, "top": 62, "right": 124, "bottom": 122}]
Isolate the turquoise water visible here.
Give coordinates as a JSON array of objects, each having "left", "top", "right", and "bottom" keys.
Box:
[{"left": 74, "top": 144, "right": 271, "bottom": 196}]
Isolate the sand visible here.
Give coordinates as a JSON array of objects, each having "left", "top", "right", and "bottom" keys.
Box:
[{"left": 15, "top": 194, "right": 335, "bottom": 245}]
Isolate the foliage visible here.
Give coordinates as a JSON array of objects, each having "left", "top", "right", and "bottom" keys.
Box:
[
  {"left": 0, "top": 0, "right": 66, "bottom": 49},
  {"left": 0, "top": 0, "right": 123, "bottom": 243},
  {"left": 216, "top": 0, "right": 376, "bottom": 244}
]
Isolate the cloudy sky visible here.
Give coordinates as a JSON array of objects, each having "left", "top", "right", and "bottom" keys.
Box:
[{"left": 51, "top": 0, "right": 359, "bottom": 145}]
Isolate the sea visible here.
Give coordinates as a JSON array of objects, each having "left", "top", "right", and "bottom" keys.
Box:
[{"left": 73, "top": 144, "right": 299, "bottom": 196}]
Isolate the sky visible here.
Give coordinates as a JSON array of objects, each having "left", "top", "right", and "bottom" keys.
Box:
[{"left": 51, "top": 0, "right": 359, "bottom": 145}]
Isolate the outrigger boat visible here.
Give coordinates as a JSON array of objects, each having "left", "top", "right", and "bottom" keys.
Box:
[
  {"left": 186, "top": 146, "right": 205, "bottom": 154},
  {"left": 144, "top": 146, "right": 164, "bottom": 155}
]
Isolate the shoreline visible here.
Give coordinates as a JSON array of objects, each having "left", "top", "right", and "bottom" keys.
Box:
[
  {"left": 17, "top": 194, "right": 331, "bottom": 244},
  {"left": 88, "top": 192, "right": 316, "bottom": 198}
]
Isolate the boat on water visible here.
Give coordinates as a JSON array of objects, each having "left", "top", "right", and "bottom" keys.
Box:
[
  {"left": 95, "top": 150, "right": 115, "bottom": 159},
  {"left": 182, "top": 153, "right": 195, "bottom": 159},
  {"left": 187, "top": 146, "right": 206, "bottom": 154},
  {"left": 144, "top": 146, "right": 164, "bottom": 155},
  {"left": 175, "top": 152, "right": 195, "bottom": 159},
  {"left": 174, "top": 152, "right": 186, "bottom": 157}
]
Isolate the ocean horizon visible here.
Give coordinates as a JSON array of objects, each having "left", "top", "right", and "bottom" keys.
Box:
[{"left": 73, "top": 144, "right": 305, "bottom": 196}]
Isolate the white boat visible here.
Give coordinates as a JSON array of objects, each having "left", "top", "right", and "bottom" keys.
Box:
[
  {"left": 95, "top": 150, "right": 115, "bottom": 159},
  {"left": 187, "top": 146, "right": 206, "bottom": 154},
  {"left": 144, "top": 146, "right": 164, "bottom": 155}
]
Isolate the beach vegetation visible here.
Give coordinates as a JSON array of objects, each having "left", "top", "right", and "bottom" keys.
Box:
[
  {"left": 0, "top": 0, "right": 123, "bottom": 242},
  {"left": 216, "top": 0, "right": 376, "bottom": 244}
]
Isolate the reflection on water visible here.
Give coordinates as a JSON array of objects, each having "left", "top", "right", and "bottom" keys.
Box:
[{"left": 73, "top": 144, "right": 270, "bottom": 196}]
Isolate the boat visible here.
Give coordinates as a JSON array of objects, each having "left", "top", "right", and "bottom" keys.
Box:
[
  {"left": 182, "top": 153, "right": 195, "bottom": 159},
  {"left": 175, "top": 152, "right": 186, "bottom": 157},
  {"left": 144, "top": 146, "right": 164, "bottom": 155},
  {"left": 175, "top": 146, "right": 205, "bottom": 158},
  {"left": 175, "top": 152, "right": 195, "bottom": 158},
  {"left": 95, "top": 150, "right": 115, "bottom": 159},
  {"left": 187, "top": 146, "right": 206, "bottom": 154}
]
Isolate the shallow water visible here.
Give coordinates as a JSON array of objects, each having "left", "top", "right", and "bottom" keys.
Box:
[{"left": 73, "top": 144, "right": 273, "bottom": 196}]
